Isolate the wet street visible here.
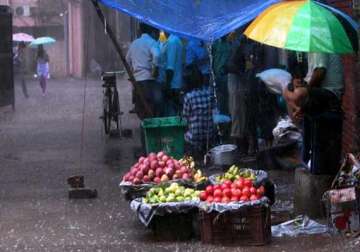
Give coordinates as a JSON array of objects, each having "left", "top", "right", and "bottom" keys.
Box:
[{"left": 0, "top": 77, "right": 357, "bottom": 251}]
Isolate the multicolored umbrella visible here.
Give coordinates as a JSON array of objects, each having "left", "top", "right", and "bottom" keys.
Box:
[
  {"left": 13, "top": 33, "right": 34, "bottom": 42},
  {"left": 29, "top": 37, "right": 56, "bottom": 48},
  {"left": 244, "top": 0, "right": 359, "bottom": 54}
]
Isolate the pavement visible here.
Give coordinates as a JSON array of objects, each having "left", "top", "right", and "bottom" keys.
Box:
[{"left": 0, "top": 77, "right": 358, "bottom": 251}]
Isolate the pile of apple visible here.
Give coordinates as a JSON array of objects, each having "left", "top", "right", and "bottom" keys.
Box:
[
  {"left": 200, "top": 178, "right": 265, "bottom": 203},
  {"left": 122, "top": 152, "right": 194, "bottom": 185}
]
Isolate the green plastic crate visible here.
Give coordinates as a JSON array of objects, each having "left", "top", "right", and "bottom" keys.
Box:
[{"left": 142, "top": 116, "right": 187, "bottom": 159}]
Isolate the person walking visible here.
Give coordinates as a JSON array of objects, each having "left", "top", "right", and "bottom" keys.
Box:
[
  {"left": 36, "top": 45, "right": 49, "bottom": 96},
  {"left": 14, "top": 42, "right": 28, "bottom": 98}
]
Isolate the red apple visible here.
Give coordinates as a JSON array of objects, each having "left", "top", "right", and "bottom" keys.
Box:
[
  {"left": 166, "top": 159, "right": 174, "bottom": 166},
  {"left": 143, "top": 158, "right": 150, "bottom": 167},
  {"left": 150, "top": 160, "right": 158, "bottom": 170},
  {"left": 162, "top": 155, "right": 169, "bottom": 163},
  {"left": 133, "top": 178, "right": 141, "bottom": 184},
  {"left": 138, "top": 156, "right": 146, "bottom": 164},
  {"left": 165, "top": 167, "right": 175, "bottom": 177},
  {"left": 157, "top": 151, "right": 165, "bottom": 159},
  {"left": 148, "top": 170, "right": 155, "bottom": 179},
  {"left": 180, "top": 166, "right": 188, "bottom": 174},
  {"left": 154, "top": 177, "right": 161, "bottom": 184},
  {"left": 182, "top": 173, "right": 190, "bottom": 180},
  {"left": 173, "top": 174, "right": 180, "bottom": 180},
  {"left": 158, "top": 161, "right": 166, "bottom": 167},
  {"left": 143, "top": 175, "right": 150, "bottom": 183},
  {"left": 155, "top": 168, "right": 164, "bottom": 177},
  {"left": 136, "top": 171, "right": 144, "bottom": 179},
  {"left": 129, "top": 175, "right": 134, "bottom": 182}
]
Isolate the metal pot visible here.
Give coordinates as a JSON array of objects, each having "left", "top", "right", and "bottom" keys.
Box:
[{"left": 207, "top": 144, "right": 239, "bottom": 166}]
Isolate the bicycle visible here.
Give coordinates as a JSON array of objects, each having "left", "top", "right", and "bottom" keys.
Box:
[{"left": 100, "top": 72, "right": 123, "bottom": 135}]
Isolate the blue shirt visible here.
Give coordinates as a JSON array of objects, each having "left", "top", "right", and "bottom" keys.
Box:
[
  {"left": 158, "top": 35, "right": 183, "bottom": 89},
  {"left": 185, "top": 39, "right": 210, "bottom": 75}
]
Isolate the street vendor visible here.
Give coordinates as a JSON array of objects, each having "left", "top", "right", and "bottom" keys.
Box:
[
  {"left": 285, "top": 53, "right": 344, "bottom": 175},
  {"left": 183, "top": 64, "right": 216, "bottom": 161}
]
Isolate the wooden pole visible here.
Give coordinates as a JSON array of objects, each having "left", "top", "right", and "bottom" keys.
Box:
[{"left": 90, "top": 0, "right": 153, "bottom": 117}]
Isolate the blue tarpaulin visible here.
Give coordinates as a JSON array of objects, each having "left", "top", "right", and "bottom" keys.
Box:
[{"left": 98, "top": 0, "right": 279, "bottom": 42}]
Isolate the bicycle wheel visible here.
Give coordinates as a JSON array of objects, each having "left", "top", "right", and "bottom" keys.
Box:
[{"left": 103, "top": 89, "right": 112, "bottom": 134}]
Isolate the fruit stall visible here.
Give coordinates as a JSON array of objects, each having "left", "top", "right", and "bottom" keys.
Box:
[{"left": 120, "top": 151, "right": 273, "bottom": 245}]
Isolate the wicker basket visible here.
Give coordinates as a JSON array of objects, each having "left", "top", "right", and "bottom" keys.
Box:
[{"left": 199, "top": 205, "right": 271, "bottom": 245}]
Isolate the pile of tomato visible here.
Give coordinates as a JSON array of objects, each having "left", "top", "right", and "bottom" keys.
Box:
[{"left": 200, "top": 178, "right": 265, "bottom": 203}]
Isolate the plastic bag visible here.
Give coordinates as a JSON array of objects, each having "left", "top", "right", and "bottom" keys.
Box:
[
  {"left": 198, "top": 197, "right": 269, "bottom": 213},
  {"left": 272, "top": 117, "right": 302, "bottom": 146},
  {"left": 271, "top": 215, "right": 329, "bottom": 237},
  {"left": 256, "top": 68, "right": 292, "bottom": 95},
  {"left": 130, "top": 198, "right": 199, "bottom": 226}
]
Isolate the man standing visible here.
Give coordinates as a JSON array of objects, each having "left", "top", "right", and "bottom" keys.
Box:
[
  {"left": 14, "top": 42, "right": 28, "bottom": 98},
  {"left": 159, "top": 33, "right": 184, "bottom": 116},
  {"left": 126, "top": 23, "right": 160, "bottom": 119},
  {"left": 287, "top": 53, "right": 344, "bottom": 175},
  {"left": 185, "top": 38, "right": 210, "bottom": 83}
]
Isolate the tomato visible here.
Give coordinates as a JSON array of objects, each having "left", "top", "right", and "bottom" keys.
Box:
[
  {"left": 250, "top": 195, "right": 258, "bottom": 201},
  {"left": 214, "top": 189, "right": 223, "bottom": 198},
  {"left": 200, "top": 191, "right": 208, "bottom": 201},
  {"left": 221, "top": 183, "right": 229, "bottom": 191},
  {"left": 249, "top": 187, "right": 257, "bottom": 195},
  {"left": 234, "top": 180, "right": 244, "bottom": 190},
  {"left": 242, "top": 187, "right": 251, "bottom": 198},
  {"left": 213, "top": 185, "right": 221, "bottom": 191},
  {"left": 230, "top": 183, "right": 237, "bottom": 189},
  {"left": 221, "top": 196, "right": 230, "bottom": 203},
  {"left": 243, "top": 179, "right": 253, "bottom": 188},
  {"left": 223, "top": 188, "right": 232, "bottom": 198},
  {"left": 224, "top": 180, "right": 232, "bottom": 186},
  {"left": 231, "top": 188, "right": 241, "bottom": 197},
  {"left": 240, "top": 195, "right": 249, "bottom": 202},
  {"left": 205, "top": 185, "right": 214, "bottom": 195},
  {"left": 206, "top": 196, "right": 214, "bottom": 203},
  {"left": 214, "top": 197, "right": 222, "bottom": 203},
  {"left": 256, "top": 186, "right": 265, "bottom": 196},
  {"left": 230, "top": 196, "right": 239, "bottom": 202}
]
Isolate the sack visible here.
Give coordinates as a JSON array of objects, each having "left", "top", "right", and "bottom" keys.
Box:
[{"left": 256, "top": 68, "right": 292, "bottom": 95}]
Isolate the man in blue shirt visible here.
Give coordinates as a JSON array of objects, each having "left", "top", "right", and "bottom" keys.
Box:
[
  {"left": 185, "top": 39, "right": 210, "bottom": 83},
  {"left": 158, "top": 33, "right": 184, "bottom": 116}
]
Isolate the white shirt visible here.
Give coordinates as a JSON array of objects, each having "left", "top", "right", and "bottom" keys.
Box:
[
  {"left": 126, "top": 34, "right": 160, "bottom": 82},
  {"left": 305, "top": 53, "right": 344, "bottom": 98}
]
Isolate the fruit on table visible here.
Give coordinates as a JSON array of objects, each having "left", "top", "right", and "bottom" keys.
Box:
[
  {"left": 122, "top": 152, "right": 194, "bottom": 184},
  {"left": 215, "top": 165, "right": 256, "bottom": 182},
  {"left": 180, "top": 156, "right": 207, "bottom": 183},
  {"left": 143, "top": 183, "right": 201, "bottom": 204},
  {"left": 200, "top": 179, "right": 265, "bottom": 203}
]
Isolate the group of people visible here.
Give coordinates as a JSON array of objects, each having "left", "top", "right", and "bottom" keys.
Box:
[
  {"left": 127, "top": 23, "right": 345, "bottom": 173},
  {"left": 14, "top": 43, "right": 50, "bottom": 97},
  {"left": 126, "top": 23, "right": 215, "bottom": 157}
]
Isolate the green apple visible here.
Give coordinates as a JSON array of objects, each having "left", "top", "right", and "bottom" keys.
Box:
[{"left": 176, "top": 196, "right": 184, "bottom": 202}]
